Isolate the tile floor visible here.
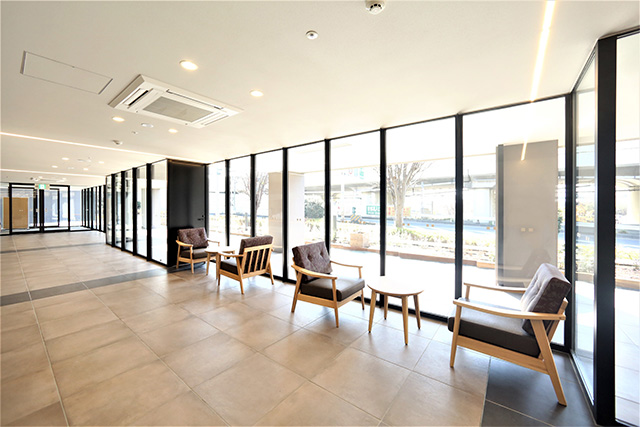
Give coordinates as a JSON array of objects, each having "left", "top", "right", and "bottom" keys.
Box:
[{"left": 1, "top": 232, "right": 597, "bottom": 426}]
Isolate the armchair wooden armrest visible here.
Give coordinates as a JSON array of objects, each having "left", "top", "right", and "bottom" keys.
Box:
[
  {"left": 207, "top": 239, "right": 220, "bottom": 245},
  {"left": 217, "top": 252, "right": 243, "bottom": 259},
  {"left": 176, "top": 240, "right": 193, "bottom": 248},
  {"left": 453, "top": 299, "right": 566, "bottom": 321},
  {"left": 463, "top": 282, "right": 526, "bottom": 299},
  {"left": 330, "top": 260, "right": 363, "bottom": 269},
  {"left": 292, "top": 264, "right": 338, "bottom": 280}
]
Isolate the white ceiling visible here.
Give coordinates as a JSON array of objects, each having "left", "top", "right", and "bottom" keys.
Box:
[{"left": 1, "top": 1, "right": 638, "bottom": 187}]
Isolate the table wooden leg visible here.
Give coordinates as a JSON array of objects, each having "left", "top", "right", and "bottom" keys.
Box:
[
  {"left": 384, "top": 294, "right": 388, "bottom": 320},
  {"left": 206, "top": 254, "right": 211, "bottom": 275},
  {"left": 413, "top": 294, "right": 421, "bottom": 329},
  {"left": 402, "top": 296, "right": 409, "bottom": 345},
  {"left": 368, "top": 290, "right": 377, "bottom": 333}
]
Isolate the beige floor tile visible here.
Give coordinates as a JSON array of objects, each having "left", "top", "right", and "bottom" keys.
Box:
[
  {"left": 177, "top": 292, "right": 235, "bottom": 314},
  {"left": 312, "top": 348, "right": 410, "bottom": 419},
  {"left": 34, "top": 296, "right": 106, "bottom": 323},
  {"left": 415, "top": 340, "right": 490, "bottom": 396},
  {"left": 52, "top": 336, "right": 158, "bottom": 398},
  {"left": 339, "top": 299, "right": 384, "bottom": 322},
  {"left": 97, "top": 285, "right": 160, "bottom": 304},
  {"left": 198, "top": 301, "right": 258, "bottom": 331},
  {"left": 40, "top": 306, "right": 118, "bottom": 340},
  {"left": 195, "top": 353, "right": 305, "bottom": 426},
  {"left": 382, "top": 372, "right": 484, "bottom": 426},
  {"left": 351, "top": 324, "right": 430, "bottom": 369},
  {"left": 138, "top": 317, "right": 219, "bottom": 356},
  {"left": 257, "top": 382, "right": 379, "bottom": 426},
  {"left": 1, "top": 342, "right": 50, "bottom": 382},
  {"left": 263, "top": 329, "right": 346, "bottom": 378},
  {"left": 131, "top": 392, "right": 226, "bottom": 426},
  {"left": 431, "top": 323, "right": 454, "bottom": 345},
  {"left": 26, "top": 273, "right": 80, "bottom": 290},
  {"left": 1, "top": 303, "right": 37, "bottom": 332},
  {"left": 151, "top": 282, "right": 213, "bottom": 304},
  {"left": 91, "top": 280, "right": 145, "bottom": 295},
  {"left": 46, "top": 319, "right": 134, "bottom": 363},
  {"left": 305, "top": 312, "right": 369, "bottom": 346},
  {"left": 163, "top": 333, "right": 254, "bottom": 387},
  {"left": 1, "top": 369, "right": 60, "bottom": 425},
  {"left": 103, "top": 293, "right": 170, "bottom": 318},
  {"left": 6, "top": 402, "right": 67, "bottom": 426},
  {"left": 225, "top": 313, "right": 299, "bottom": 350},
  {"left": 242, "top": 291, "right": 293, "bottom": 313},
  {"left": 122, "top": 304, "right": 192, "bottom": 334},
  {"left": 269, "top": 301, "right": 334, "bottom": 327},
  {"left": 1, "top": 324, "right": 42, "bottom": 353},
  {"left": 63, "top": 361, "right": 189, "bottom": 426},
  {"left": 23, "top": 267, "right": 71, "bottom": 279},
  {"left": 32, "top": 289, "right": 94, "bottom": 308},
  {"left": 1, "top": 280, "right": 28, "bottom": 295},
  {"left": 376, "top": 309, "right": 442, "bottom": 340}
]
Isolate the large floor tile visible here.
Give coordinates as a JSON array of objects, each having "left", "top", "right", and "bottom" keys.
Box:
[
  {"left": 39, "top": 305, "right": 118, "bottom": 340},
  {"left": 102, "top": 293, "right": 170, "bottom": 318},
  {"left": 1, "top": 342, "right": 50, "bottom": 382},
  {"left": 63, "top": 361, "right": 189, "bottom": 426},
  {"left": 195, "top": 353, "right": 305, "bottom": 426},
  {"left": 242, "top": 291, "right": 292, "bottom": 313},
  {"left": 122, "top": 304, "right": 191, "bottom": 334},
  {"left": 1, "top": 302, "right": 37, "bottom": 331},
  {"left": 263, "top": 328, "right": 347, "bottom": 378},
  {"left": 163, "top": 333, "right": 254, "bottom": 387},
  {"left": 5, "top": 402, "right": 67, "bottom": 426},
  {"left": 131, "top": 392, "right": 226, "bottom": 426},
  {"left": 312, "top": 348, "right": 410, "bottom": 419},
  {"left": 1, "top": 324, "right": 42, "bottom": 353},
  {"left": 383, "top": 372, "right": 484, "bottom": 426},
  {"left": 352, "top": 323, "right": 430, "bottom": 369},
  {"left": 225, "top": 312, "right": 299, "bottom": 350},
  {"left": 138, "top": 316, "right": 219, "bottom": 356},
  {"left": 34, "top": 295, "right": 106, "bottom": 323},
  {"left": 198, "top": 301, "right": 263, "bottom": 331},
  {"left": 257, "top": 382, "right": 379, "bottom": 426},
  {"left": 481, "top": 401, "right": 548, "bottom": 426},
  {"left": 305, "top": 312, "right": 370, "bottom": 346},
  {"left": 52, "top": 336, "right": 158, "bottom": 398},
  {"left": 177, "top": 292, "right": 235, "bottom": 314},
  {"left": 1, "top": 369, "right": 60, "bottom": 425},
  {"left": 269, "top": 301, "right": 334, "bottom": 327}
]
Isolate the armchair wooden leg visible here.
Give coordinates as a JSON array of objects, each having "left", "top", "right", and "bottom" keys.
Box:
[
  {"left": 368, "top": 290, "right": 377, "bottom": 332},
  {"left": 532, "top": 320, "right": 567, "bottom": 406},
  {"left": 450, "top": 305, "right": 462, "bottom": 367},
  {"left": 238, "top": 275, "right": 245, "bottom": 294},
  {"left": 291, "top": 277, "right": 301, "bottom": 313},
  {"left": 268, "top": 266, "right": 275, "bottom": 285},
  {"left": 334, "top": 302, "right": 340, "bottom": 328},
  {"left": 360, "top": 289, "right": 365, "bottom": 310},
  {"left": 191, "top": 260, "right": 194, "bottom": 274},
  {"left": 384, "top": 295, "right": 388, "bottom": 320}
]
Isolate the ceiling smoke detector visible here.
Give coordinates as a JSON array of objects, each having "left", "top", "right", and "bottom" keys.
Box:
[
  {"left": 365, "top": 0, "right": 385, "bottom": 14},
  {"left": 113, "top": 140, "right": 123, "bottom": 146}
]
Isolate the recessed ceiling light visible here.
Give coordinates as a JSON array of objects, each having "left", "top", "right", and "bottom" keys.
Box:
[
  {"left": 52, "top": 165, "right": 58, "bottom": 168},
  {"left": 68, "top": 167, "right": 75, "bottom": 170},
  {"left": 168, "top": 128, "right": 178, "bottom": 134},
  {"left": 61, "top": 157, "right": 69, "bottom": 161},
  {"left": 83, "top": 168, "right": 89, "bottom": 171},
  {"left": 250, "top": 90, "right": 264, "bottom": 97},
  {"left": 141, "top": 123, "right": 154, "bottom": 128},
  {"left": 98, "top": 161, "right": 105, "bottom": 164},
  {"left": 180, "top": 60, "right": 198, "bottom": 71},
  {"left": 131, "top": 131, "right": 139, "bottom": 135},
  {"left": 306, "top": 30, "right": 318, "bottom": 40},
  {"left": 112, "top": 116, "right": 125, "bottom": 122},
  {"left": 113, "top": 140, "right": 123, "bottom": 146}
]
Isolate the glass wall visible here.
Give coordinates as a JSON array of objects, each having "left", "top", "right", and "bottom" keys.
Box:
[
  {"left": 615, "top": 33, "right": 639, "bottom": 426},
  {"left": 386, "top": 118, "right": 456, "bottom": 316},
  {"left": 330, "top": 132, "right": 380, "bottom": 293},
  {"left": 208, "top": 162, "right": 226, "bottom": 244},
  {"left": 229, "top": 156, "right": 251, "bottom": 249},
  {"left": 136, "top": 167, "right": 147, "bottom": 257},
  {"left": 114, "top": 173, "right": 122, "bottom": 248},
  {"left": 255, "top": 150, "right": 283, "bottom": 277},
  {"left": 0, "top": 183, "right": 8, "bottom": 235},
  {"left": 124, "top": 169, "right": 133, "bottom": 251},
  {"left": 574, "top": 57, "right": 596, "bottom": 397},
  {"left": 288, "top": 142, "right": 326, "bottom": 279},
  {"left": 106, "top": 178, "right": 112, "bottom": 244},
  {"left": 60, "top": 186, "right": 69, "bottom": 230},
  {"left": 9, "top": 186, "right": 36, "bottom": 232},
  {"left": 150, "top": 161, "right": 167, "bottom": 264}
]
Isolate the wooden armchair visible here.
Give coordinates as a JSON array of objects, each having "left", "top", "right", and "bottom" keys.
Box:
[
  {"left": 216, "top": 235, "right": 274, "bottom": 294},
  {"left": 291, "top": 242, "right": 365, "bottom": 328},
  {"left": 176, "top": 228, "right": 219, "bottom": 274},
  {"left": 449, "top": 263, "right": 571, "bottom": 405}
]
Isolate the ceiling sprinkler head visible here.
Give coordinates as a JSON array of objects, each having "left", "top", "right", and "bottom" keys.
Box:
[
  {"left": 365, "top": 0, "right": 385, "bottom": 14},
  {"left": 113, "top": 140, "right": 123, "bottom": 146}
]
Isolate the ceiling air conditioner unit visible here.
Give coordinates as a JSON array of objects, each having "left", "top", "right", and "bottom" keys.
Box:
[{"left": 108, "top": 75, "right": 241, "bottom": 128}]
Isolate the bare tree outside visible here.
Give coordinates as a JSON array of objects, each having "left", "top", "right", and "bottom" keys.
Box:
[
  {"left": 385, "top": 163, "right": 426, "bottom": 228},
  {"left": 239, "top": 172, "right": 269, "bottom": 211}
]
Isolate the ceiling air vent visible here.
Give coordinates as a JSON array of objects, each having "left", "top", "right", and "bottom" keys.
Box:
[{"left": 108, "top": 75, "right": 241, "bottom": 128}]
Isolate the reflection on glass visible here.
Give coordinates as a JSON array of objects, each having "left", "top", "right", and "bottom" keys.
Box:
[
  {"left": 255, "top": 151, "right": 283, "bottom": 277},
  {"left": 10, "top": 186, "right": 37, "bottom": 232},
  {"left": 331, "top": 132, "right": 380, "bottom": 297},
  {"left": 615, "top": 33, "right": 639, "bottom": 425},
  {"left": 150, "top": 161, "right": 167, "bottom": 264},
  {"left": 60, "top": 186, "right": 69, "bottom": 229},
  {"left": 574, "top": 57, "right": 596, "bottom": 398},
  {"left": 208, "top": 162, "right": 226, "bottom": 244},
  {"left": 229, "top": 157, "right": 251, "bottom": 249},
  {"left": 136, "top": 167, "right": 147, "bottom": 257},
  {"left": 114, "top": 173, "right": 122, "bottom": 247},
  {"left": 43, "top": 188, "right": 59, "bottom": 227},
  {"left": 106, "top": 178, "right": 112, "bottom": 244},
  {"left": 124, "top": 169, "right": 133, "bottom": 251},
  {"left": 288, "top": 142, "right": 325, "bottom": 279},
  {"left": 386, "top": 118, "right": 455, "bottom": 316},
  {"left": 0, "top": 183, "right": 8, "bottom": 234}
]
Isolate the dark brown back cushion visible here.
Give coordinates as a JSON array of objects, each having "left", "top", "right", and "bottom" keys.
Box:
[
  {"left": 239, "top": 236, "right": 273, "bottom": 273},
  {"left": 177, "top": 228, "right": 208, "bottom": 249},
  {"left": 520, "top": 263, "right": 571, "bottom": 335},
  {"left": 292, "top": 242, "right": 332, "bottom": 283}
]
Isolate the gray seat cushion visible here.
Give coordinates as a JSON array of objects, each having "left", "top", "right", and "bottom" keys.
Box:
[
  {"left": 447, "top": 300, "right": 540, "bottom": 357},
  {"left": 292, "top": 242, "right": 332, "bottom": 283},
  {"left": 177, "top": 228, "right": 208, "bottom": 249},
  {"left": 220, "top": 258, "right": 238, "bottom": 274},
  {"left": 519, "top": 263, "right": 571, "bottom": 335},
  {"left": 180, "top": 248, "right": 208, "bottom": 259},
  {"left": 300, "top": 277, "right": 364, "bottom": 302}
]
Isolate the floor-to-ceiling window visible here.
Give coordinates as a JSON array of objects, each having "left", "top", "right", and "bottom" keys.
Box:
[
  {"left": 208, "top": 162, "right": 226, "bottom": 244},
  {"left": 136, "top": 166, "right": 147, "bottom": 257},
  {"left": 330, "top": 132, "right": 380, "bottom": 295},
  {"left": 229, "top": 156, "right": 251, "bottom": 249},
  {"left": 615, "top": 32, "right": 639, "bottom": 426},
  {"left": 150, "top": 161, "right": 167, "bottom": 264},
  {"left": 287, "top": 142, "right": 326, "bottom": 279},
  {"left": 255, "top": 150, "right": 283, "bottom": 277},
  {"left": 574, "top": 56, "right": 596, "bottom": 397},
  {"left": 114, "top": 173, "right": 122, "bottom": 248},
  {"left": 0, "top": 183, "right": 8, "bottom": 235},
  {"left": 124, "top": 169, "right": 133, "bottom": 251},
  {"left": 106, "top": 177, "right": 112, "bottom": 244},
  {"left": 385, "top": 118, "right": 456, "bottom": 316}
]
